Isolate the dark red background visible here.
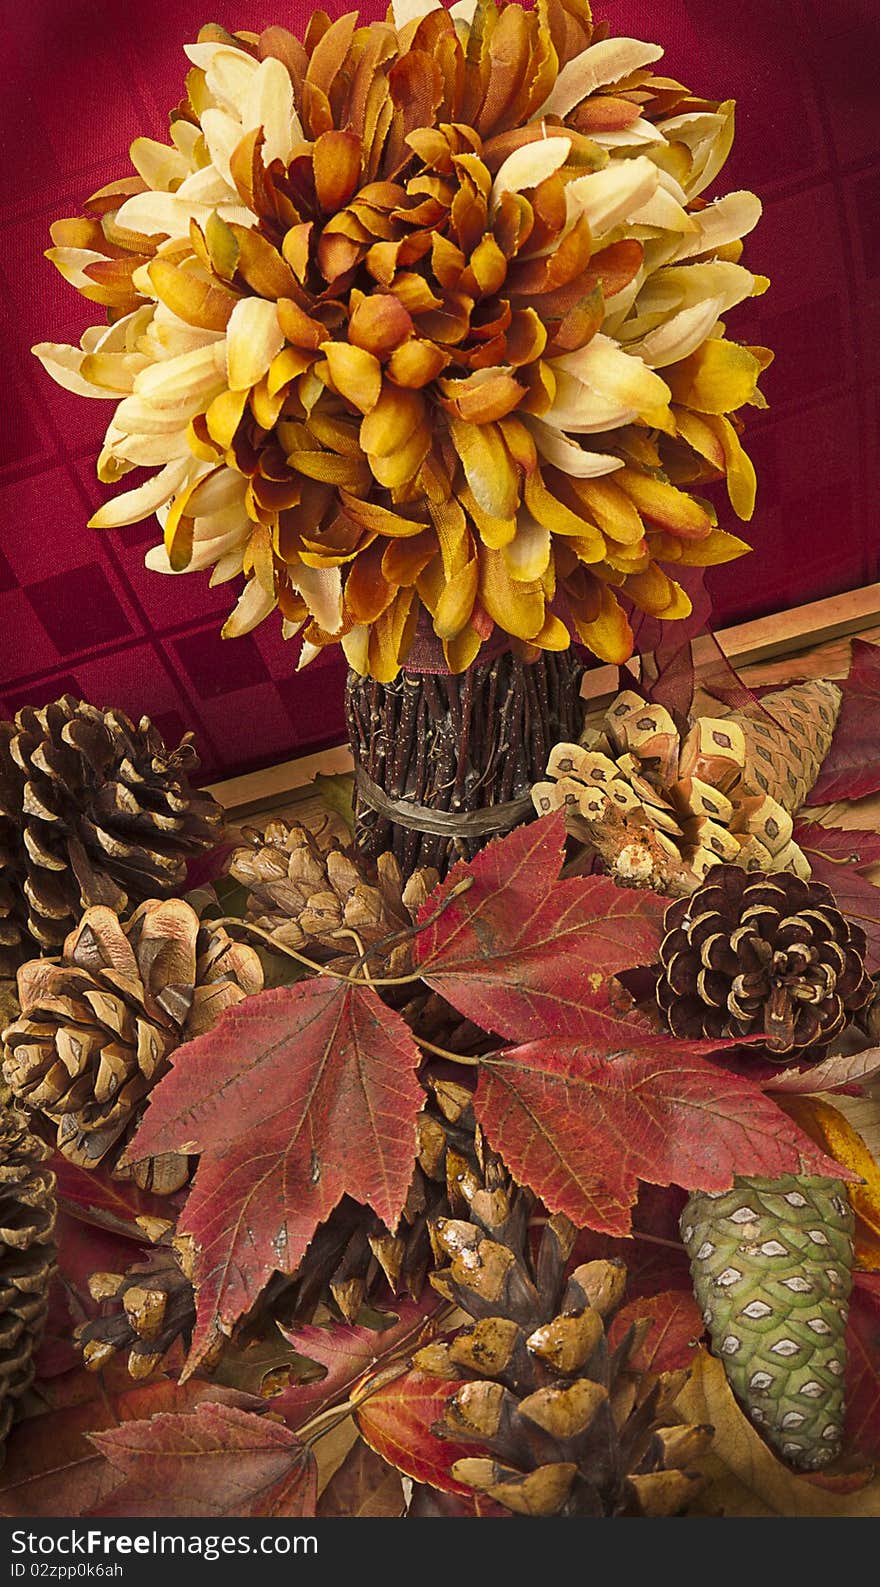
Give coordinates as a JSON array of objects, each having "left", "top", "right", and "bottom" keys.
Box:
[{"left": 1, "top": 0, "right": 877, "bottom": 781}]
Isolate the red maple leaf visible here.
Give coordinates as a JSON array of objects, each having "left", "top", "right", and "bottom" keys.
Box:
[
  {"left": 274, "top": 1297, "right": 441, "bottom": 1428},
  {"left": 471, "top": 1015, "right": 851, "bottom": 1236},
  {"left": 608, "top": 1289, "right": 705, "bottom": 1374},
  {"left": 355, "top": 1371, "right": 484, "bottom": 1498},
  {"left": 806, "top": 640, "right": 880, "bottom": 804},
  {"left": 792, "top": 821, "right": 880, "bottom": 971},
  {"left": 0, "top": 1379, "right": 254, "bottom": 1518},
  {"left": 89, "top": 1403, "right": 316, "bottom": 1518},
  {"left": 124, "top": 980, "right": 424, "bottom": 1373},
  {"left": 416, "top": 812, "right": 665, "bottom": 1041},
  {"left": 847, "top": 1274, "right": 880, "bottom": 1463}
]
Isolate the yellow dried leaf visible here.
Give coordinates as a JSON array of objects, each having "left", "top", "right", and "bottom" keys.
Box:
[
  {"left": 779, "top": 1094, "right": 880, "bottom": 1271},
  {"left": 674, "top": 1351, "right": 880, "bottom": 1517}
]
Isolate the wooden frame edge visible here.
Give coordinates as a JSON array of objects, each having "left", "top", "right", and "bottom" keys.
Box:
[{"left": 207, "top": 581, "right": 880, "bottom": 818}]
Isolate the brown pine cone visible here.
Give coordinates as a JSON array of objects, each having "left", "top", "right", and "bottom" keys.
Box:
[
  {"left": 229, "top": 819, "right": 438, "bottom": 975},
  {"left": 271, "top": 1076, "right": 482, "bottom": 1327},
  {"left": 0, "top": 698, "right": 223, "bottom": 971},
  {"left": 0, "top": 1104, "right": 56, "bottom": 1457},
  {"left": 79, "top": 1241, "right": 197, "bottom": 1381},
  {"left": 416, "top": 1175, "right": 709, "bottom": 1517},
  {"left": 656, "top": 866, "right": 870, "bottom": 1056},
  {"left": 2, "top": 900, "right": 262, "bottom": 1185}
]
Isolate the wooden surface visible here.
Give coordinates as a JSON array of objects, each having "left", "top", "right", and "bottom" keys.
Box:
[{"left": 207, "top": 584, "right": 880, "bottom": 824}]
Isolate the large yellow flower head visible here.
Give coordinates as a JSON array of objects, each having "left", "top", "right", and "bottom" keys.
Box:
[{"left": 35, "top": 0, "right": 770, "bottom": 681}]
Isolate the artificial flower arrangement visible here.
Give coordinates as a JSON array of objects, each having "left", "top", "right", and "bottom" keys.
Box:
[{"left": 1, "top": 0, "right": 878, "bottom": 1523}]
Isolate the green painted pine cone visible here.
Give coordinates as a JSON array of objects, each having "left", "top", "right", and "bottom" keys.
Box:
[{"left": 681, "top": 1175, "right": 853, "bottom": 1470}]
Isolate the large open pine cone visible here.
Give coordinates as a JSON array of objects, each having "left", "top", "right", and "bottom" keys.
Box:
[
  {"left": 230, "top": 819, "right": 437, "bottom": 975},
  {"left": 416, "top": 1171, "right": 709, "bottom": 1517},
  {"left": 0, "top": 1105, "right": 56, "bottom": 1458},
  {"left": 2, "top": 900, "right": 262, "bottom": 1184},
  {"left": 0, "top": 697, "right": 223, "bottom": 973},
  {"left": 656, "top": 866, "right": 870, "bottom": 1056}
]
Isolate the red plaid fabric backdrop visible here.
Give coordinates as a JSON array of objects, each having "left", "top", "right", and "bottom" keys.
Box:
[{"left": 1, "top": 0, "right": 877, "bottom": 781}]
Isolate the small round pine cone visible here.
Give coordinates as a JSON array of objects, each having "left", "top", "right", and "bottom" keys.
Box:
[
  {"left": 2, "top": 899, "right": 262, "bottom": 1186},
  {"left": 656, "top": 865, "right": 870, "bottom": 1056},
  {"left": 0, "top": 697, "right": 224, "bottom": 969},
  {"left": 229, "top": 819, "right": 438, "bottom": 975}
]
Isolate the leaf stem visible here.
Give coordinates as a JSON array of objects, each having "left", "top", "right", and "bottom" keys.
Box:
[
  {"left": 210, "top": 919, "right": 424, "bottom": 987},
  {"left": 414, "top": 1035, "right": 483, "bottom": 1068}
]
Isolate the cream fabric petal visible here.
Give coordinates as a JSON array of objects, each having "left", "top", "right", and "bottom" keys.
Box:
[
  {"left": 392, "top": 0, "right": 442, "bottom": 26},
  {"left": 170, "top": 119, "right": 202, "bottom": 162},
  {"left": 31, "top": 342, "right": 116, "bottom": 399},
  {"left": 113, "top": 395, "right": 199, "bottom": 435},
  {"left": 630, "top": 187, "right": 700, "bottom": 234},
  {"left": 111, "top": 429, "right": 195, "bottom": 465},
  {"left": 591, "top": 118, "right": 664, "bottom": 149},
  {"left": 536, "top": 38, "right": 664, "bottom": 119},
  {"left": 89, "top": 459, "right": 196, "bottom": 529},
  {"left": 200, "top": 107, "right": 244, "bottom": 187},
  {"left": 135, "top": 341, "right": 228, "bottom": 406},
  {"left": 634, "top": 261, "right": 757, "bottom": 322},
  {"left": 673, "top": 191, "right": 763, "bottom": 261},
  {"left": 45, "top": 248, "right": 109, "bottom": 292},
  {"left": 187, "top": 467, "right": 249, "bottom": 516},
  {"left": 502, "top": 515, "right": 551, "bottom": 581},
  {"left": 553, "top": 335, "right": 671, "bottom": 413},
  {"left": 296, "top": 639, "right": 323, "bottom": 671},
  {"left": 191, "top": 501, "right": 253, "bottom": 542},
  {"left": 114, "top": 190, "right": 188, "bottom": 239},
  {"left": 222, "top": 579, "right": 277, "bottom": 637},
  {"left": 128, "top": 137, "right": 191, "bottom": 190},
  {"left": 565, "top": 156, "right": 659, "bottom": 237},
  {"left": 491, "top": 137, "right": 572, "bottom": 207},
  {"left": 630, "top": 295, "right": 726, "bottom": 368},
  {"left": 527, "top": 419, "right": 624, "bottom": 476},
  {"left": 204, "top": 47, "right": 261, "bottom": 116},
  {"left": 341, "top": 625, "right": 371, "bottom": 674},
  {"left": 175, "top": 166, "right": 240, "bottom": 205},
  {"left": 292, "top": 564, "right": 344, "bottom": 634},
  {"left": 242, "top": 55, "right": 302, "bottom": 165},
  {"left": 210, "top": 549, "right": 249, "bottom": 584},
  {"left": 226, "top": 299, "right": 284, "bottom": 391}
]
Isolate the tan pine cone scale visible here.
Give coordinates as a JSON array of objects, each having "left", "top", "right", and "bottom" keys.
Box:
[{"left": 2, "top": 900, "right": 262, "bottom": 1186}]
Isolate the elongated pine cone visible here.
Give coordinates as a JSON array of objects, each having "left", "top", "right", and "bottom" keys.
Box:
[
  {"left": 416, "top": 1174, "right": 709, "bottom": 1517},
  {"left": 682, "top": 1176, "right": 853, "bottom": 1469},
  {"left": 533, "top": 680, "right": 840, "bottom": 895},
  {"left": 2, "top": 900, "right": 262, "bottom": 1183},
  {"left": 656, "top": 866, "right": 870, "bottom": 1056},
  {"left": 0, "top": 1105, "right": 56, "bottom": 1456},
  {"left": 229, "top": 819, "right": 438, "bottom": 974},
  {"left": 0, "top": 698, "right": 223, "bottom": 973}
]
